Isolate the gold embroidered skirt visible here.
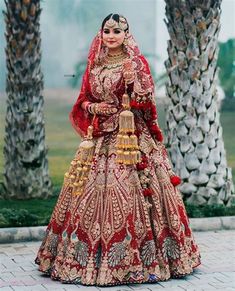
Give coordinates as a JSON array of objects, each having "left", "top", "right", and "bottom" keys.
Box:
[{"left": 35, "top": 118, "right": 201, "bottom": 286}]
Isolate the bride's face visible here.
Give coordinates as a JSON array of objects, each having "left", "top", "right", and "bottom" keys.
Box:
[{"left": 102, "top": 22, "right": 126, "bottom": 50}]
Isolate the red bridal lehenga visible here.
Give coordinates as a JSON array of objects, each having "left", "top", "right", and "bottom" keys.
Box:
[{"left": 35, "top": 29, "right": 201, "bottom": 286}]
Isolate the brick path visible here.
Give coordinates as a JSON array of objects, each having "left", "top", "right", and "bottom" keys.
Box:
[{"left": 0, "top": 230, "right": 234, "bottom": 291}]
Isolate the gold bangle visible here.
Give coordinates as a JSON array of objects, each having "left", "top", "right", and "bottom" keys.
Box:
[
  {"left": 94, "top": 103, "right": 99, "bottom": 114},
  {"left": 89, "top": 103, "right": 96, "bottom": 114}
]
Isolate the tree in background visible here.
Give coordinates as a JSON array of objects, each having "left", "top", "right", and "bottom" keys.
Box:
[
  {"left": 164, "top": 0, "right": 234, "bottom": 206},
  {"left": 2, "top": 0, "right": 52, "bottom": 199},
  {"left": 218, "top": 38, "right": 235, "bottom": 99}
]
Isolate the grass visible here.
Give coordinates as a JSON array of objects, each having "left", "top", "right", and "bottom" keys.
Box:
[
  {"left": 0, "top": 91, "right": 234, "bottom": 226},
  {"left": 219, "top": 111, "right": 235, "bottom": 172}
]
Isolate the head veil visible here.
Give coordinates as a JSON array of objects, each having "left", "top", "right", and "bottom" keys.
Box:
[{"left": 69, "top": 17, "right": 142, "bottom": 138}]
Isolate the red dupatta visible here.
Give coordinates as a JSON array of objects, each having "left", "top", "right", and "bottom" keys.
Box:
[{"left": 69, "top": 30, "right": 104, "bottom": 138}]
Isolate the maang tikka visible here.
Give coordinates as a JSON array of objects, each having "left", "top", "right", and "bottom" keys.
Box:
[
  {"left": 105, "top": 14, "right": 128, "bottom": 31},
  {"left": 106, "top": 15, "right": 116, "bottom": 28}
]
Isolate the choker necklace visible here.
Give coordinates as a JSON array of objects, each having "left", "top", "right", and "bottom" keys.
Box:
[
  {"left": 107, "top": 51, "right": 125, "bottom": 57},
  {"left": 104, "top": 51, "right": 127, "bottom": 69}
]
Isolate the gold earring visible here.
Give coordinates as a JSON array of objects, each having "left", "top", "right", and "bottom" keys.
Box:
[{"left": 123, "top": 37, "right": 128, "bottom": 46}]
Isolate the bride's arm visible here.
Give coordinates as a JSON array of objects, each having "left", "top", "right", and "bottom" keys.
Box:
[{"left": 124, "top": 55, "right": 163, "bottom": 142}]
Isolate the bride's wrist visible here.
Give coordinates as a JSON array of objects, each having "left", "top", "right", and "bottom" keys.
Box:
[
  {"left": 87, "top": 103, "right": 98, "bottom": 114},
  {"left": 82, "top": 101, "right": 91, "bottom": 112},
  {"left": 124, "top": 71, "right": 135, "bottom": 84}
]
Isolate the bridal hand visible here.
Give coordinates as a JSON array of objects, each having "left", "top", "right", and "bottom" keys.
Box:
[
  {"left": 88, "top": 102, "right": 118, "bottom": 116},
  {"left": 123, "top": 59, "right": 135, "bottom": 83},
  {"left": 97, "top": 102, "right": 118, "bottom": 115}
]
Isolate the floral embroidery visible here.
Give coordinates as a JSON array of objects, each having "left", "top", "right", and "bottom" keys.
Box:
[
  {"left": 103, "top": 221, "right": 112, "bottom": 239},
  {"left": 61, "top": 230, "right": 69, "bottom": 256},
  {"left": 91, "top": 222, "right": 101, "bottom": 239},
  {"left": 170, "top": 214, "right": 181, "bottom": 230},
  {"left": 162, "top": 237, "right": 180, "bottom": 260},
  {"left": 47, "top": 232, "right": 59, "bottom": 257},
  {"left": 135, "top": 219, "right": 144, "bottom": 238},
  {"left": 141, "top": 240, "right": 156, "bottom": 266},
  {"left": 108, "top": 240, "right": 126, "bottom": 267},
  {"left": 74, "top": 239, "right": 89, "bottom": 267}
]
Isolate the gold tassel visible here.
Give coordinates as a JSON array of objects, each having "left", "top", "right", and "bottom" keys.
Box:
[
  {"left": 64, "top": 116, "right": 96, "bottom": 196},
  {"left": 115, "top": 90, "right": 140, "bottom": 165}
]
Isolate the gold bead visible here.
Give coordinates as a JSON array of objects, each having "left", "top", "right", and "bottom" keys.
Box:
[
  {"left": 78, "top": 180, "right": 84, "bottom": 186},
  {"left": 74, "top": 190, "right": 81, "bottom": 196}
]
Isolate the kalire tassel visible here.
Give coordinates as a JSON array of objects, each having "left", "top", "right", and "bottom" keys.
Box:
[
  {"left": 116, "top": 90, "right": 141, "bottom": 165},
  {"left": 64, "top": 116, "right": 96, "bottom": 196}
]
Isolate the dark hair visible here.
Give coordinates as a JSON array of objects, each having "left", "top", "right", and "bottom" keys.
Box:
[{"left": 101, "top": 13, "right": 129, "bottom": 32}]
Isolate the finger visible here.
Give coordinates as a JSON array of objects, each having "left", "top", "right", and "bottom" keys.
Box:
[
  {"left": 105, "top": 104, "right": 115, "bottom": 109},
  {"left": 108, "top": 106, "right": 118, "bottom": 112}
]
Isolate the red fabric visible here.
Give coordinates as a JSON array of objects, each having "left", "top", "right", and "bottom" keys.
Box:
[
  {"left": 69, "top": 66, "right": 103, "bottom": 138},
  {"left": 69, "top": 67, "right": 91, "bottom": 138}
]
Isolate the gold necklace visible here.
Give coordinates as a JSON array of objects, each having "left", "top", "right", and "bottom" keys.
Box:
[
  {"left": 104, "top": 52, "right": 128, "bottom": 69},
  {"left": 107, "top": 51, "right": 125, "bottom": 57}
]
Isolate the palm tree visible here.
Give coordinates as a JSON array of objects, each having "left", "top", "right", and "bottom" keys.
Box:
[
  {"left": 164, "top": 0, "right": 234, "bottom": 206},
  {"left": 2, "top": 0, "right": 52, "bottom": 199}
]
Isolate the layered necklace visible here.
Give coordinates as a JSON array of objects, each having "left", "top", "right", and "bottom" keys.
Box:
[{"left": 104, "top": 51, "right": 128, "bottom": 69}]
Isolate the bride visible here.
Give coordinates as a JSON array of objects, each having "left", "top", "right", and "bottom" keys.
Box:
[{"left": 35, "top": 13, "right": 201, "bottom": 286}]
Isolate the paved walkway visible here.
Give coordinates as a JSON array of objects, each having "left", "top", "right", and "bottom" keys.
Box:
[{"left": 0, "top": 230, "right": 234, "bottom": 291}]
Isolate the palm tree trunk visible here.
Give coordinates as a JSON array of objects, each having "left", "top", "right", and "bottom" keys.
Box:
[
  {"left": 164, "top": 0, "right": 234, "bottom": 206},
  {"left": 2, "top": 0, "right": 52, "bottom": 199}
]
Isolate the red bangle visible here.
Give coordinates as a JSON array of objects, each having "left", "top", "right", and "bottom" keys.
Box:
[{"left": 82, "top": 101, "right": 92, "bottom": 112}]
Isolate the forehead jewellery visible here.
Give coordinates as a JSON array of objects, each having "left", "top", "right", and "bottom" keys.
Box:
[{"left": 105, "top": 14, "right": 128, "bottom": 31}]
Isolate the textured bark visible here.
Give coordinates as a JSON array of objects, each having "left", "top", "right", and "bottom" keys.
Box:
[
  {"left": 164, "top": 0, "right": 234, "bottom": 206},
  {"left": 2, "top": 0, "right": 52, "bottom": 199}
]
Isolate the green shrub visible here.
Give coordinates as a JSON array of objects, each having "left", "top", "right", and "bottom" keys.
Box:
[
  {"left": 40, "top": 214, "right": 51, "bottom": 226},
  {"left": 185, "top": 203, "right": 235, "bottom": 218},
  {"left": 0, "top": 208, "right": 39, "bottom": 227}
]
